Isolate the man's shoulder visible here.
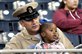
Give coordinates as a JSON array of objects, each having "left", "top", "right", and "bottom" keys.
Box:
[
  {"left": 13, "top": 28, "right": 29, "bottom": 39},
  {"left": 8, "top": 30, "right": 26, "bottom": 43},
  {"left": 15, "top": 31, "right": 23, "bottom": 37}
]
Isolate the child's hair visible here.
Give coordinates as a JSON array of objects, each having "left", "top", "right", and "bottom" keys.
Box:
[
  {"left": 39, "top": 22, "right": 59, "bottom": 43},
  {"left": 39, "top": 22, "right": 55, "bottom": 33}
]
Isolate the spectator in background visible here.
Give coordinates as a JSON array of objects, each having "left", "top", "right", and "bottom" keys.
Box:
[
  {"left": 53, "top": 0, "right": 82, "bottom": 47},
  {"left": 34, "top": 22, "right": 70, "bottom": 54}
]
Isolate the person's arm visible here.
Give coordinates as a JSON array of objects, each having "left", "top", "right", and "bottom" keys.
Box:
[
  {"left": 53, "top": 10, "right": 81, "bottom": 29},
  {"left": 4, "top": 37, "right": 21, "bottom": 49},
  {"left": 2, "top": 37, "right": 22, "bottom": 54}
]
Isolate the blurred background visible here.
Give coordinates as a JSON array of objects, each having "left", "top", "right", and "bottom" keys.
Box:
[{"left": 0, "top": 0, "right": 82, "bottom": 49}]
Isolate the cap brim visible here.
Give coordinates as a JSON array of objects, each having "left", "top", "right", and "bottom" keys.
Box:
[
  {"left": 19, "top": 12, "right": 39, "bottom": 21},
  {"left": 13, "top": 2, "right": 38, "bottom": 17}
]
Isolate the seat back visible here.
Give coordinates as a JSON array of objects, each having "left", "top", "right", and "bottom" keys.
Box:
[
  {"left": 57, "top": 28, "right": 74, "bottom": 49},
  {"left": 75, "top": 44, "right": 82, "bottom": 49}
]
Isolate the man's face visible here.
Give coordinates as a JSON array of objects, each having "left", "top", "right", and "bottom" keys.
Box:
[
  {"left": 64, "top": 0, "right": 79, "bottom": 10},
  {"left": 41, "top": 24, "right": 59, "bottom": 43},
  {"left": 20, "top": 16, "right": 40, "bottom": 35}
]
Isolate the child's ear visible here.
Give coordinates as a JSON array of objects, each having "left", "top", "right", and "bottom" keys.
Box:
[{"left": 41, "top": 32, "right": 45, "bottom": 38}]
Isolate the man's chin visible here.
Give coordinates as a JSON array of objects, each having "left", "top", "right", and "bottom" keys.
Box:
[{"left": 32, "top": 29, "right": 39, "bottom": 32}]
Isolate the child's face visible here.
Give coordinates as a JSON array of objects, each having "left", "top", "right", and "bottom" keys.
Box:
[{"left": 41, "top": 24, "right": 59, "bottom": 43}]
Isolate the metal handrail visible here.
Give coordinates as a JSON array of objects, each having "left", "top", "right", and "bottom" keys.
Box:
[{"left": 0, "top": 49, "right": 82, "bottom": 53}]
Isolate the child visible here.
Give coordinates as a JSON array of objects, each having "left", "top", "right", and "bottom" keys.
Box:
[{"left": 34, "top": 22, "right": 68, "bottom": 54}]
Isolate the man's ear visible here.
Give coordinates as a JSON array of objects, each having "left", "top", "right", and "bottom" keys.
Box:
[{"left": 19, "top": 20, "right": 25, "bottom": 27}]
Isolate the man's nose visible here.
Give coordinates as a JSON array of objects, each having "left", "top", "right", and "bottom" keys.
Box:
[{"left": 32, "top": 18, "right": 37, "bottom": 23}]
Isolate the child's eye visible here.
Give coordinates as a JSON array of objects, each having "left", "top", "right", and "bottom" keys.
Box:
[
  {"left": 50, "top": 29, "right": 53, "bottom": 32},
  {"left": 55, "top": 30, "right": 57, "bottom": 32}
]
